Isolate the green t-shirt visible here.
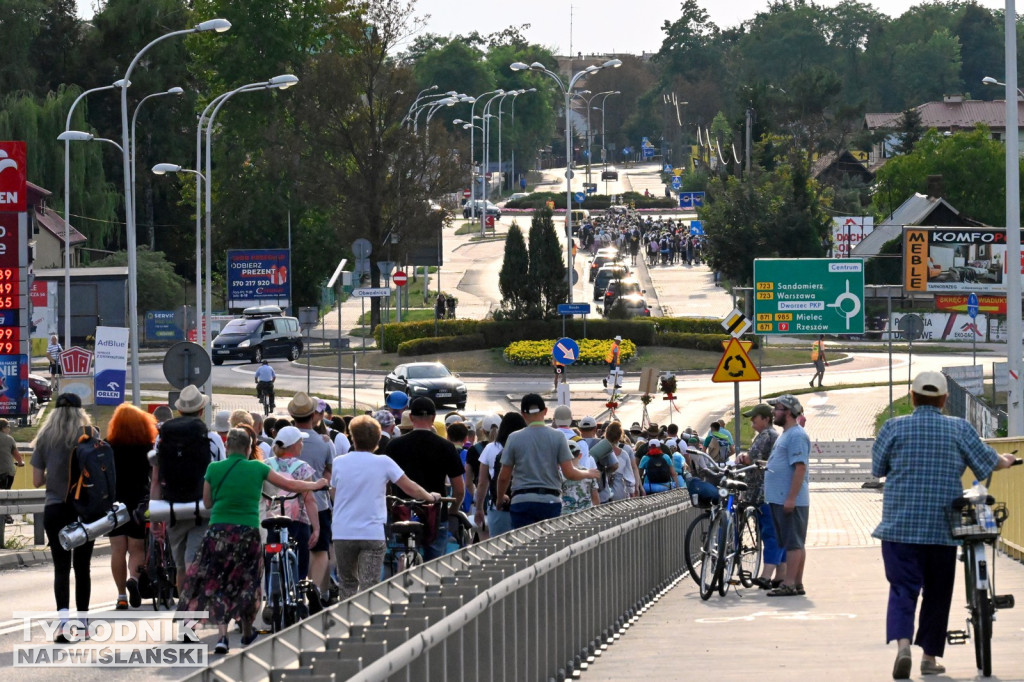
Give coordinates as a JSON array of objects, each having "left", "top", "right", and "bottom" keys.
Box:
[{"left": 205, "top": 454, "right": 270, "bottom": 528}]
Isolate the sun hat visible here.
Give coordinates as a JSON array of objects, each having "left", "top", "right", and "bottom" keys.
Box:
[
  {"left": 288, "top": 392, "right": 317, "bottom": 419},
  {"left": 213, "top": 410, "right": 231, "bottom": 432},
  {"left": 174, "top": 385, "right": 207, "bottom": 413}
]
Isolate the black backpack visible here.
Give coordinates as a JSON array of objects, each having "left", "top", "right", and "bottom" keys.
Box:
[
  {"left": 157, "top": 416, "right": 214, "bottom": 502},
  {"left": 66, "top": 426, "right": 117, "bottom": 522},
  {"left": 643, "top": 453, "right": 672, "bottom": 484},
  {"left": 488, "top": 447, "right": 509, "bottom": 508}
]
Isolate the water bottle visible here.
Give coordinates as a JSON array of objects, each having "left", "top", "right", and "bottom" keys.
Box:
[
  {"left": 971, "top": 480, "right": 997, "bottom": 532},
  {"left": 59, "top": 503, "right": 129, "bottom": 550}
]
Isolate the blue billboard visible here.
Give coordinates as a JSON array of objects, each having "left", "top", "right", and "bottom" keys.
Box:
[
  {"left": 145, "top": 311, "right": 184, "bottom": 342},
  {"left": 226, "top": 249, "right": 291, "bottom": 310},
  {"left": 0, "top": 354, "right": 29, "bottom": 415}
]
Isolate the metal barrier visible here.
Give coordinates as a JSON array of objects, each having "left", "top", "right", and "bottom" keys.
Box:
[
  {"left": 0, "top": 488, "right": 47, "bottom": 546},
  {"left": 979, "top": 438, "right": 1024, "bottom": 562},
  {"left": 945, "top": 372, "right": 1004, "bottom": 438},
  {"left": 186, "top": 490, "right": 698, "bottom": 682}
]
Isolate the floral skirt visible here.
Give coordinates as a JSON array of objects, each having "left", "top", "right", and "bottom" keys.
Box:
[{"left": 177, "top": 523, "right": 263, "bottom": 625}]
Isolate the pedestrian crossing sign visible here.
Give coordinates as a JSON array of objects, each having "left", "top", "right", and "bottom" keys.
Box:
[{"left": 712, "top": 337, "right": 760, "bottom": 383}]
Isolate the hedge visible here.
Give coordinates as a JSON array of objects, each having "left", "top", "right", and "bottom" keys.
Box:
[
  {"left": 376, "top": 318, "right": 657, "bottom": 353},
  {"left": 654, "top": 332, "right": 761, "bottom": 352},
  {"left": 504, "top": 338, "right": 637, "bottom": 366},
  {"left": 649, "top": 317, "right": 723, "bottom": 334},
  {"left": 397, "top": 333, "right": 487, "bottom": 356}
]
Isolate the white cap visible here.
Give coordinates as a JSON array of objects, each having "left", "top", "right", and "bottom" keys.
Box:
[
  {"left": 274, "top": 425, "right": 309, "bottom": 448},
  {"left": 648, "top": 439, "right": 661, "bottom": 448},
  {"left": 552, "top": 404, "right": 573, "bottom": 426},
  {"left": 614, "top": 335, "right": 622, "bottom": 342},
  {"left": 912, "top": 371, "right": 948, "bottom": 397}
]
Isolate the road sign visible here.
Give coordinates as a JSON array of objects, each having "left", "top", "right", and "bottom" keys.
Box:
[
  {"left": 351, "top": 287, "right": 390, "bottom": 298},
  {"left": 721, "top": 339, "right": 754, "bottom": 352},
  {"left": 552, "top": 337, "right": 580, "bottom": 365},
  {"left": 663, "top": 164, "right": 673, "bottom": 173},
  {"left": 671, "top": 177, "right": 682, "bottom": 190},
  {"left": 689, "top": 220, "right": 704, "bottom": 236},
  {"left": 393, "top": 270, "right": 408, "bottom": 286},
  {"left": 162, "top": 341, "right": 211, "bottom": 390},
  {"left": 564, "top": 269, "right": 580, "bottom": 285},
  {"left": 712, "top": 337, "right": 760, "bottom": 382},
  {"left": 898, "top": 313, "right": 924, "bottom": 341},
  {"left": 673, "top": 168, "right": 683, "bottom": 176},
  {"left": 376, "top": 260, "right": 396, "bottom": 278},
  {"left": 462, "top": 189, "right": 471, "bottom": 199},
  {"left": 352, "top": 238, "right": 372, "bottom": 259},
  {"left": 678, "top": 191, "right": 705, "bottom": 210},
  {"left": 721, "top": 309, "right": 752, "bottom": 338},
  {"left": 574, "top": 192, "right": 586, "bottom": 203},
  {"left": 753, "top": 258, "right": 865, "bottom": 335},
  {"left": 557, "top": 303, "right": 592, "bottom": 315},
  {"left": 485, "top": 214, "right": 495, "bottom": 228},
  {"left": 298, "top": 306, "right": 319, "bottom": 331},
  {"left": 967, "top": 292, "right": 979, "bottom": 319}
]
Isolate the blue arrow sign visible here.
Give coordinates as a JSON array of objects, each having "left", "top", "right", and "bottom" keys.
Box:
[
  {"left": 557, "top": 303, "right": 592, "bottom": 316},
  {"left": 689, "top": 220, "right": 704, "bottom": 235},
  {"left": 671, "top": 177, "right": 682, "bottom": 190},
  {"left": 574, "top": 192, "right": 586, "bottom": 203},
  {"left": 967, "top": 292, "right": 979, "bottom": 319},
  {"left": 552, "top": 337, "right": 581, "bottom": 365}
]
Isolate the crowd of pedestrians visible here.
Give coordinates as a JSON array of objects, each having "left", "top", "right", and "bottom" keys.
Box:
[{"left": 579, "top": 212, "right": 707, "bottom": 269}]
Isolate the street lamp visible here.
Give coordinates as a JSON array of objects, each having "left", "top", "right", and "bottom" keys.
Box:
[
  {"left": 511, "top": 59, "right": 622, "bottom": 303},
  {"left": 118, "top": 17, "right": 231, "bottom": 406},
  {"left": 131, "top": 87, "right": 184, "bottom": 250},
  {"left": 982, "top": 75, "right": 1024, "bottom": 98},
  {"left": 61, "top": 82, "right": 120, "bottom": 349},
  {"left": 591, "top": 91, "right": 619, "bottom": 169},
  {"left": 57, "top": 131, "right": 124, "bottom": 154},
  {"left": 507, "top": 88, "right": 535, "bottom": 192},
  {"left": 465, "top": 89, "right": 505, "bottom": 221}
]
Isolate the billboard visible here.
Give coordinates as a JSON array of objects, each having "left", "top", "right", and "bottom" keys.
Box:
[
  {"left": 93, "top": 326, "right": 129, "bottom": 406},
  {"left": 145, "top": 310, "right": 184, "bottom": 342},
  {"left": 226, "top": 249, "right": 290, "bottom": 309},
  {"left": 0, "top": 141, "right": 27, "bottom": 213},
  {"left": 0, "top": 354, "right": 29, "bottom": 415},
  {"left": 832, "top": 216, "right": 874, "bottom": 257},
  {"left": 903, "top": 227, "right": 1023, "bottom": 292}
]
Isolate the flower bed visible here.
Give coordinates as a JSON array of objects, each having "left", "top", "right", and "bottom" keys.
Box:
[{"left": 503, "top": 338, "right": 637, "bottom": 366}]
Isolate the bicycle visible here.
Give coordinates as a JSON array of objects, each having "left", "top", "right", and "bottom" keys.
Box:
[
  {"left": 945, "top": 458, "right": 1022, "bottom": 676},
  {"left": 256, "top": 380, "right": 275, "bottom": 416},
  {"left": 693, "top": 462, "right": 760, "bottom": 600},
  {"left": 260, "top": 492, "right": 314, "bottom": 633},
  {"left": 683, "top": 461, "right": 759, "bottom": 587},
  {"left": 383, "top": 495, "right": 463, "bottom": 577}
]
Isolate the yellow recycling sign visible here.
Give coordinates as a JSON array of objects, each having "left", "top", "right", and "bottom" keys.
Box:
[{"left": 712, "top": 337, "right": 760, "bottom": 383}]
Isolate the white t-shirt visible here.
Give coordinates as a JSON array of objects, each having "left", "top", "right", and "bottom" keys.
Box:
[
  {"left": 618, "top": 443, "right": 636, "bottom": 486},
  {"left": 330, "top": 450, "right": 405, "bottom": 541},
  {"left": 478, "top": 441, "right": 502, "bottom": 478},
  {"left": 333, "top": 431, "right": 351, "bottom": 456},
  {"left": 556, "top": 427, "right": 595, "bottom": 469}
]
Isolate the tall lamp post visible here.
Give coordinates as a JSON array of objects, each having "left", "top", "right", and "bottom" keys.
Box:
[
  {"left": 511, "top": 59, "right": 621, "bottom": 303},
  {"left": 592, "top": 90, "right": 620, "bottom": 169},
  {"left": 118, "top": 17, "right": 231, "bottom": 406},
  {"left": 61, "top": 82, "right": 120, "bottom": 349},
  {"left": 131, "top": 87, "right": 184, "bottom": 250},
  {"left": 465, "top": 90, "right": 504, "bottom": 220},
  {"left": 507, "top": 88, "right": 535, "bottom": 192}
]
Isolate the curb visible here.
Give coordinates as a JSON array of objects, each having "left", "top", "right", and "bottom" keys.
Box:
[{"left": 0, "top": 537, "right": 112, "bottom": 571}]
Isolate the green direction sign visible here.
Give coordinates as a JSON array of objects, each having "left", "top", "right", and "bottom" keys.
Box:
[{"left": 753, "top": 258, "right": 864, "bottom": 335}]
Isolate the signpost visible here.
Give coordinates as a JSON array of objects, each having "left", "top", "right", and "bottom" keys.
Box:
[
  {"left": 552, "top": 337, "right": 580, "bottom": 365},
  {"left": 753, "top": 258, "right": 865, "bottom": 335},
  {"left": 968, "top": 292, "right": 979, "bottom": 365},
  {"left": 574, "top": 191, "right": 586, "bottom": 204},
  {"left": 678, "top": 191, "right": 705, "bottom": 210},
  {"left": 557, "top": 302, "right": 592, "bottom": 337},
  {"left": 898, "top": 313, "right": 924, "bottom": 391}
]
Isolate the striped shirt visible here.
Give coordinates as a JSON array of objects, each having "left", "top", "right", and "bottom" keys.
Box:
[
  {"left": 47, "top": 341, "right": 62, "bottom": 360},
  {"left": 872, "top": 406, "right": 999, "bottom": 546}
]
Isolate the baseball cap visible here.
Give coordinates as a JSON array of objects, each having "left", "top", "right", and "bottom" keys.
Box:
[
  {"left": 274, "top": 425, "right": 309, "bottom": 448},
  {"left": 520, "top": 393, "right": 546, "bottom": 415},
  {"left": 648, "top": 439, "right": 661, "bottom": 449},
  {"left": 316, "top": 399, "right": 329, "bottom": 413},
  {"left": 743, "top": 403, "right": 773, "bottom": 420},
  {"left": 444, "top": 412, "right": 464, "bottom": 426},
  {"left": 409, "top": 397, "right": 436, "bottom": 417},
  {"left": 912, "top": 370, "right": 948, "bottom": 397},
  {"left": 385, "top": 391, "right": 410, "bottom": 410},
  {"left": 372, "top": 409, "right": 396, "bottom": 429},
  {"left": 768, "top": 394, "right": 804, "bottom": 416},
  {"left": 552, "top": 405, "right": 573, "bottom": 426},
  {"left": 579, "top": 416, "right": 598, "bottom": 429},
  {"left": 481, "top": 414, "right": 502, "bottom": 432}
]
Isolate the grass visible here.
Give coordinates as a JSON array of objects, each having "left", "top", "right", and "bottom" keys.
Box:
[
  {"left": 874, "top": 394, "right": 913, "bottom": 434},
  {"left": 455, "top": 221, "right": 498, "bottom": 236},
  {"left": 13, "top": 404, "right": 118, "bottom": 442}
]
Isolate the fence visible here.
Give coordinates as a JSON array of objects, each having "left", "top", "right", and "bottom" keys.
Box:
[
  {"left": 944, "top": 371, "right": 1004, "bottom": 438},
  {"left": 185, "top": 490, "right": 698, "bottom": 682}
]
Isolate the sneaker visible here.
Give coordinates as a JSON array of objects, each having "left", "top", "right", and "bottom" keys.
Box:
[
  {"left": 920, "top": 660, "right": 945, "bottom": 676},
  {"left": 214, "top": 636, "right": 229, "bottom": 654},
  {"left": 240, "top": 631, "right": 258, "bottom": 647},
  {"left": 116, "top": 597, "right": 129, "bottom": 610},
  {"left": 4, "top": 515, "right": 14, "bottom": 524},
  {"left": 126, "top": 578, "right": 141, "bottom": 608},
  {"left": 892, "top": 643, "right": 912, "bottom": 679}
]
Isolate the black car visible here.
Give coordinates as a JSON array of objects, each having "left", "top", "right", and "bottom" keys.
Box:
[
  {"left": 212, "top": 305, "right": 303, "bottom": 365},
  {"left": 383, "top": 362, "right": 467, "bottom": 409},
  {"left": 462, "top": 200, "right": 501, "bottom": 220}
]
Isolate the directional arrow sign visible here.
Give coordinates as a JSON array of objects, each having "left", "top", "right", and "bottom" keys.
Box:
[
  {"left": 552, "top": 337, "right": 580, "bottom": 365},
  {"left": 351, "top": 287, "right": 391, "bottom": 298},
  {"left": 711, "top": 337, "right": 760, "bottom": 382}
]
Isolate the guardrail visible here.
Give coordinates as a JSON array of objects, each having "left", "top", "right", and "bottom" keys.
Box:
[
  {"left": 979, "top": 437, "right": 1024, "bottom": 562},
  {"left": 809, "top": 440, "right": 878, "bottom": 485},
  {"left": 0, "top": 488, "right": 47, "bottom": 546},
  {"left": 185, "top": 489, "right": 698, "bottom": 682}
]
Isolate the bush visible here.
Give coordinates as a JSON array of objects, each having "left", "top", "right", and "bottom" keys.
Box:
[
  {"left": 649, "top": 317, "right": 723, "bottom": 334},
  {"left": 504, "top": 338, "right": 637, "bottom": 366},
  {"left": 397, "top": 334, "right": 487, "bottom": 356},
  {"left": 655, "top": 332, "right": 760, "bottom": 352}
]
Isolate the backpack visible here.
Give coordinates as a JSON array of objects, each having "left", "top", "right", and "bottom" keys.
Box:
[
  {"left": 66, "top": 426, "right": 117, "bottom": 522},
  {"left": 265, "top": 458, "right": 308, "bottom": 520},
  {"left": 157, "top": 416, "right": 214, "bottom": 502},
  {"left": 707, "top": 435, "right": 731, "bottom": 463},
  {"left": 643, "top": 452, "right": 672, "bottom": 484},
  {"left": 488, "top": 445, "right": 509, "bottom": 508}
]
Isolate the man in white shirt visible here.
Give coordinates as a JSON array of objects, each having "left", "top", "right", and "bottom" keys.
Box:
[{"left": 551, "top": 405, "right": 595, "bottom": 469}]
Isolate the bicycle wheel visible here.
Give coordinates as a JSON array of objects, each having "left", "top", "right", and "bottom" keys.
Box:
[
  {"left": 738, "top": 507, "right": 762, "bottom": 588},
  {"left": 684, "top": 511, "right": 711, "bottom": 585},
  {"left": 699, "top": 514, "right": 725, "bottom": 600},
  {"left": 718, "top": 516, "right": 737, "bottom": 596},
  {"left": 967, "top": 545, "right": 993, "bottom": 676}
]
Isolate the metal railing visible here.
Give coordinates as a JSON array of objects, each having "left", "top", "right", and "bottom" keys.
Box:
[
  {"left": 977, "top": 438, "right": 1024, "bottom": 562},
  {"left": 945, "top": 373, "right": 1004, "bottom": 438},
  {"left": 186, "top": 490, "right": 698, "bottom": 682}
]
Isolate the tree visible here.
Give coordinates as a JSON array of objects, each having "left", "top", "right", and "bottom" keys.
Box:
[
  {"left": 527, "top": 209, "right": 567, "bottom": 318},
  {"left": 93, "top": 249, "right": 189, "bottom": 310},
  {"left": 893, "top": 108, "right": 925, "bottom": 155},
  {"left": 496, "top": 222, "right": 534, "bottom": 319}
]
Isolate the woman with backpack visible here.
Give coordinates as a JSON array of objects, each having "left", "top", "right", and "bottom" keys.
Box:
[
  {"left": 30, "top": 393, "right": 95, "bottom": 642},
  {"left": 177, "top": 427, "right": 328, "bottom": 654},
  {"left": 473, "top": 412, "right": 526, "bottom": 537},
  {"left": 105, "top": 403, "right": 157, "bottom": 610},
  {"left": 638, "top": 439, "right": 680, "bottom": 494},
  {"left": 264, "top": 425, "right": 320, "bottom": 580}
]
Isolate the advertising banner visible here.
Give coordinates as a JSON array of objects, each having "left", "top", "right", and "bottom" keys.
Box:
[
  {"left": 832, "top": 216, "right": 874, "bottom": 257},
  {"left": 226, "top": 249, "right": 290, "bottom": 309},
  {"left": 0, "top": 354, "right": 28, "bottom": 415},
  {"left": 890, "top": 312, "right": 985, "bottom": 342},
  {"left": 0, "top": 141, "right": 27, "bottom": 213},
  {"left": 903, "top": 227, "right": 1024, "bottom": 292},
  {"left": 30, "top": 279, "right": 57, "bottom": 338},
  {"left": 934, "top": 294, "right": 1006, "bottom": 315},
  {"left": 93, "top": 326, "right": 129, "bottom": 406},
  {"left": 145, "top": 310, "right": 184, "bottom": 342}
]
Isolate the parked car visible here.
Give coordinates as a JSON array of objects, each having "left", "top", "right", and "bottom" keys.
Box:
[
  {"left": 603, "top": 278, "right": 645, "bottom": 313},
  {"left": 507, "top": 192, "right": 530, "bottom": 203},
  {"left": 211, "top": 305, "right": 303, "bottom": 365},
  {"left": 589, "top": 254, "right": 628, "bottom": 282},
  {"left": 564, "top": 209, "right": 590, "bottom": 234},
  {"left": 28, "top": 374, "right": 52, "bottom": 403},
  {"left": 462, "top": 200, "right": 501, "bottom": 220},
  {"left": 593, "top": 265, "right": 631, "bottom": 301},
  {"left": 383, "top": 362, "right": 467, "bottom": 409}
]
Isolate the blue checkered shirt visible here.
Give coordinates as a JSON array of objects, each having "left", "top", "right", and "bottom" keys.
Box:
[{"left": 872, "top": 406, "right": 999, "bottom": 546}]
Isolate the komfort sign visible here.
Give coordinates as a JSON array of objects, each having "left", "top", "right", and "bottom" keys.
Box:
[{"left": 903, "top": 227, "right": 1024, "bottom": 293}]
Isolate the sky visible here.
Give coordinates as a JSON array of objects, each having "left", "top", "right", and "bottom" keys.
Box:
[{"left": 404, "top": 0, "right": 1008, "bottom": 56}]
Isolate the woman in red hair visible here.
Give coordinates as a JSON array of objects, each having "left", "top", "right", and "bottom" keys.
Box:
[{"left": 105, "top": 403, "right": 158, "bottom": 609}]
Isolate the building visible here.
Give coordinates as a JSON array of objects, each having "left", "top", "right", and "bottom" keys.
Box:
[{"left": 27, "top": 181, "right": 86, "bottom": 269}]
